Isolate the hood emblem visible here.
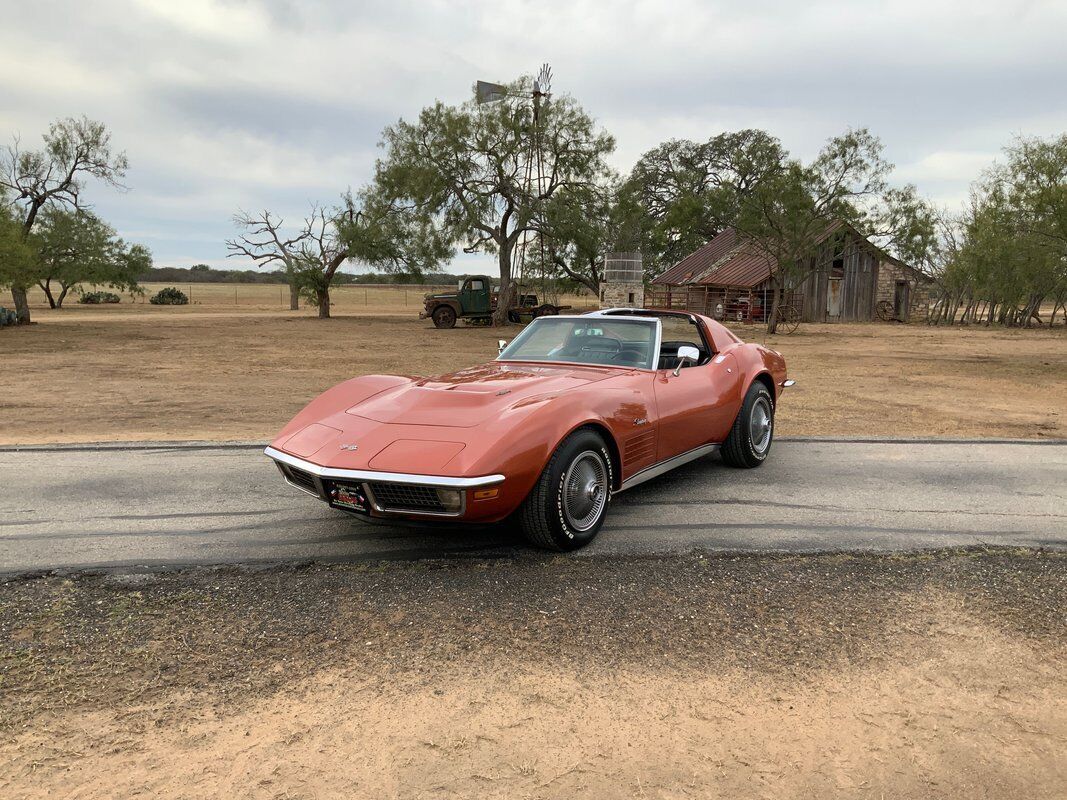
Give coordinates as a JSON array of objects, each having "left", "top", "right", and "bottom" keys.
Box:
[{"left": 339, "top": 443, "right": 359, "bottom": 451}]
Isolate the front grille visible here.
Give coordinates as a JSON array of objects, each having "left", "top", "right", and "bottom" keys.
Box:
[
  {"left": 367, "top": 482, "right": 447, "bottom": 513},
  {"left": 282, "top": 464, "right": 320, "bottom": 496}
]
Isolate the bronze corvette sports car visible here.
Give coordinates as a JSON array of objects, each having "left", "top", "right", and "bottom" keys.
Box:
[{"left": 266, "top": 308, "right": 792, "bottom": 550}]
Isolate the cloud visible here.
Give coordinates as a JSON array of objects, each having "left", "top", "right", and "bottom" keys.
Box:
[{"left": 2, "top": 0, "right": 1065, "bottom": 274}]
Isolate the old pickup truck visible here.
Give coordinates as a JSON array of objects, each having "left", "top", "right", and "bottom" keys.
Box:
[{"left": 420, "top": 275, "right": 570, "bottom": 328}]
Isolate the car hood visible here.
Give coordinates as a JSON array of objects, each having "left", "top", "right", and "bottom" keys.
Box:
[
  {"left": 271, "top": 361, "right": 624, "bottom": 475},
  {"left": 346, "top": 361, "right": 616, "bottom": 428}
]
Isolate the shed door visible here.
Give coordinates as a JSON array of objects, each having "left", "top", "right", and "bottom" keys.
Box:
[
  {"left": 827, "top": 278, "right": 842, "bottom": 318},
  {"left": 894, "top": 281, "right": 910, "bottom": 320}
]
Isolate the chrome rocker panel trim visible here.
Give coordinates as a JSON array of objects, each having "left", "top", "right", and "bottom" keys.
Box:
[
  {"left": 265, "top": 446, "right": 505, "bottom": 489},
  {"left": 615, "top": 443, "right": 721, "bottom": 493}
]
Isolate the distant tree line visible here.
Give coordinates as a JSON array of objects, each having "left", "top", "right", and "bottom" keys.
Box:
[{"left": 140, "top": 264, "right": 467, "bottom": 285}]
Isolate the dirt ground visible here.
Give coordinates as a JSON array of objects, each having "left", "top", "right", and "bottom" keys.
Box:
[
  {"left": 0, "top": 549, "right": 1063, "bottom": 799},
  {"left": 1, "top": 289, "right": 1064, "bottom": 444}
]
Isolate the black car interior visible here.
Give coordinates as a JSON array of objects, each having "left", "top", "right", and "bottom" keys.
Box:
[
  {"left": 657, "top": 340, "right": 711, "bottom": 370},
  {"left": 593, "top": 309, "right": 713, "bottom": 371}
]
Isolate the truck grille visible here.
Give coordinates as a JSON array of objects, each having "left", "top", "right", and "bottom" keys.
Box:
[{"left": 367, "top": 482, "right": 447, "bottom": 513}]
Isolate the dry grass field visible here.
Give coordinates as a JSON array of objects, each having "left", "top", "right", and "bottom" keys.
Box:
[{"left": 1, "top": 284, "right": 1064, "bottom": 445}]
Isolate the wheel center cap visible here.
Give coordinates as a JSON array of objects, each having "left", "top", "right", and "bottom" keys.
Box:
[{"left": 585, "top": 481, "right": 601, "bottom": 501}]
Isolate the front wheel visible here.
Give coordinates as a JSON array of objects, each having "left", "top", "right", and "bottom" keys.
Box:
[
  {"left": 519, "top": 428, "right": 613, "bottom": 551},
  {"left": 721, "top": 382, "right": 774, "bottom": 468},
  {"left": 432, "top": 305, "right": 457, "bottom": 329}
]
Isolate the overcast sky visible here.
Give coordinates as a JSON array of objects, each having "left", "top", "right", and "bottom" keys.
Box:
[{"left": 3, "top": 0, "right": 1065, "bottom": 275}]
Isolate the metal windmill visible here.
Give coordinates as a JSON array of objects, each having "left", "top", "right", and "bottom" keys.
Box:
[{"left": 475, "top": 64, "right": 556, "bottom": 305}]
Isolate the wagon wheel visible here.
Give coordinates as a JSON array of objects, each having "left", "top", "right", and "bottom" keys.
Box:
[
  {"left": 774, "top": 305, "right": 801, "bottom": 335},
  {"left": 876, "top": 300, "right": 894, "bottom": 322}
]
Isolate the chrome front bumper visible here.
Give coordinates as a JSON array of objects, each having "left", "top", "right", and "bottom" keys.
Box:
[{"left": 264, "top": 446, "right": 505, "bottom": 518}]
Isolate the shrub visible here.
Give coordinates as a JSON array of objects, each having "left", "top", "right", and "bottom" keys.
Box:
[
  {"left": 79, "top": 291, "right": 121, "bottom": 304},
  {"left": 149, "top": 287, "right": 189, "bottom": 305},
  {"left": 0, "top": 306, "right": 18, "bottom": 326}
]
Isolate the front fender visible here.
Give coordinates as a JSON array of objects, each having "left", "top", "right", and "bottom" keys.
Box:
[
  {"left": 452, "top": 379, "right": 654, "bottom": 504},
  {"left": 272, "top": 375, "right": 415, "bottom": 444}
]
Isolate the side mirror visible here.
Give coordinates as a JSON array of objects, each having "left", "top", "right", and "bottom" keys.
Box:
[
  {"left": 498, "top": 339, "right": 508, "bottom": 354},
  {"left": 672, "top": 345, "right": 700, "bottom": 377}
]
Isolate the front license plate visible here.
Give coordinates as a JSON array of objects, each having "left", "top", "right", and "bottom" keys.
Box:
[{"left": 329, "top": 483, "right": 369, "bottom": 513}]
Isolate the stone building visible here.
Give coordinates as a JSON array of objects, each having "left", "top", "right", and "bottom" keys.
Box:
[{"left": 600, "top": 252, "right": 644, "bottom": 309}]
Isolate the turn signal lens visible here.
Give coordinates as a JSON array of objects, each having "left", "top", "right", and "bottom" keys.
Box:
[
  {"left": 435, "top": 489, "right": 463, "bottom": 512},
  {"left": 473, "top": 488, "right": 499, "bottom": 501}
]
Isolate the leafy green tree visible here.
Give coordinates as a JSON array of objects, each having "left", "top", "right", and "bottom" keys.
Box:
[
  {"left": 932, "top": 135, "right": 1067, "bottom": 327},
  {"left": 373, "top": 77, "right": 615, "bottom": 325},
  {"left": 0, "top": 196, "right": 36, "bottom": 316},
  {"left": 621, "top": 130, "right": 788, "bottom": 278},
  {"left": 528, "top": 178, "right": 619, "bottom": 296},
  {"left": 31, "top": 207, "right": 147, "bottom": 308},
  {"left": 0, "top": 117, "right": 128, "bottom": 323}
]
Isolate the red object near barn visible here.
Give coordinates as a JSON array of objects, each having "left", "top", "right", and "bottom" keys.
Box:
[{"left": 265, "top": 309, "right": 792, "bottom": 550}]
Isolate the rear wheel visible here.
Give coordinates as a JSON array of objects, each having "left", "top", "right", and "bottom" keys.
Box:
[
  {"left": 721, "top": 382, "right": 774, "bottom": 468},
  {"left": 432, "top": 305, "right": 457, "bottom": 328},
  {"left": 519, "top": 429, "right": 613, "bottom": 551}
]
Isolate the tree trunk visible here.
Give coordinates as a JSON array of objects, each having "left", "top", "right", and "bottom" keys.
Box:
[
  {"left": 37, "top": 280, "right": 58, "bottom": 309},
  {"left": 55, "top": 284, "right": 72, "bottom": 309},
  {"left": 317, "top": 287, "right": 331, "bottom": 319},
  {"left": 10, "top": 286, "right": 31, "bottom": 324},
  {"left": 765, "top": 281, "right": 782, "bottom": 334},
  {"left": 492, "top": 243, "right": 514, "bottom": 327},
  {"left": 289, "top": 281, "right": 300, "bottom": 310}
]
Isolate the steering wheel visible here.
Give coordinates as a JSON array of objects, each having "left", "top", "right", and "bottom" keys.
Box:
[{"left": 578, "top": 337, "right": 621, "bottom": 356}]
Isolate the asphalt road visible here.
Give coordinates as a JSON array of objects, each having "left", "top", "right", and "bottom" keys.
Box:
[{"left": 1, "top": 440, "right": 1064, "bottom": 574}]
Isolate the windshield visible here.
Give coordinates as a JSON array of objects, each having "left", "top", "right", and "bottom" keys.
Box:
[{"left": 497, "top": 317, "right": 659, "bottom": 370}]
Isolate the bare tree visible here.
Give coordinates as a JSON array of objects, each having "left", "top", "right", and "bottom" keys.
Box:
[
  {"left": 0, "top": 117, "right": 128, "bottom": 323},
  {"left": 226, "top": 209, "right": 305, "bottom": 310},
  {"left": 228, "top": 193, "right": 444, "bottom": 319}
]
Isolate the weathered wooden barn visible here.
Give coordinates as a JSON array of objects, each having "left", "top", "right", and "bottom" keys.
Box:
[{"left": 647, "top": 221, "right": 931, "bottom": 323}]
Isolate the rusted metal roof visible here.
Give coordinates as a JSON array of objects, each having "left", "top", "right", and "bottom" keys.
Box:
[
  {"left": 652, "top": 229, "right": 739, "bottom": 285},
  {"left": 652, "top": 220, "right": 921, "bottom": 290},
  {"left": 696, "top": 246, "right": 774, "bottom": 288},
  {"left": 653, "top": 228, "right": 773, "bottom": 289}
]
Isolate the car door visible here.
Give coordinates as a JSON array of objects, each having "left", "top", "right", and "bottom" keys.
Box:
[{"left": 653, "top": 353, "right": 742, "bottom": 460}]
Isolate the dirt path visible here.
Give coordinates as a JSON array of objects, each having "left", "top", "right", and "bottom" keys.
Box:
[
  {"left": 1, "top": 550, "right": 1063, "bottom": 798},
  {"left": 1, "top": 307, "right": 1064, "bottom": 444}
]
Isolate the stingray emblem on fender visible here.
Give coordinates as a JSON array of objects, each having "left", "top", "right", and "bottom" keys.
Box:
[{"left": 339, "top": 443, "right": 359, "bottom": 451}]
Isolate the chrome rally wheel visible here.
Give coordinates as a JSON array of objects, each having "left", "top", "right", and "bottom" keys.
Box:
[
  {"left": 722, "top": 381, "right": 775, "bottom": 468},
  {"left": 749, "top": 395, "right": 773, "bottom": 455},
  {"left": 562, "top": 450, "right": 609, "bottom": 532},
  {"left": 518, "top": 428, "right": 614, "bottom": 551}
]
